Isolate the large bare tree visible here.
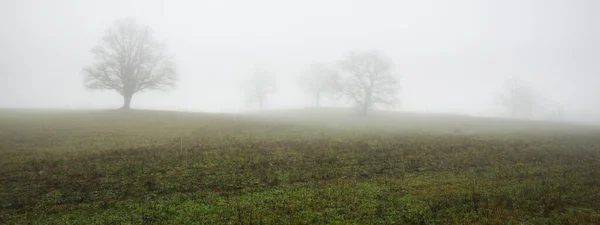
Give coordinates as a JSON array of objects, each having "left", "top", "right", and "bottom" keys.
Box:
[
  {"left": 496, "top": 77, "right": 539, "bottom": 118},
  {"left": 244, "top": 67, "right": 276, "bottom": 111},
  {"left": 339, "top": 50, "right": 399, "bottom": 115},
  {"left": 83, "top": 18, "right": 176, "bottom": 109},
  {"left": 297, "top": 62, "right": 341, "bottom": 107}
]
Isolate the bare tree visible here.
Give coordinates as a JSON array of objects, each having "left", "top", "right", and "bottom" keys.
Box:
[
  {"left": 339, "top": 50, "right": 399, "bottom": 115},
  {"left": 244, "top": 67, "right": 276, "bottom": 111},
  {"left": 297, "top": 62, "right": 341, "bottom": 107},
  {"left": 83, "top": 18, "right": 176, "bottom": 110},
  {"left": 496, "top": 77, "right": 539, "bottom": 118}
]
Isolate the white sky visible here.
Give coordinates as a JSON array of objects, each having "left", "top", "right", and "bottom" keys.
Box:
[{"left": 1, "top": 0, "right": 599, "bottom": 122}]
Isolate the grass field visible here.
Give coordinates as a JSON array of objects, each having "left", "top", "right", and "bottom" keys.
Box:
[{"left": 1, "top": 108, "right": 600, "bottom": 224}]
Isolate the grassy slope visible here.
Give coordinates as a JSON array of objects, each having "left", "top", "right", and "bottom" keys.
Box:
[{"left": 1, "top": 108, "right": 600, "bottom": 224}]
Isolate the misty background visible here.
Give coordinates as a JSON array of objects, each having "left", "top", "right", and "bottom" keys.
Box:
[{"left": 1, "top": 0, "right": 599, "bottom": 123}]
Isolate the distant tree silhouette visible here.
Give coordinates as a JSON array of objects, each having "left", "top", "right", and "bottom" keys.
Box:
[
  {"left": 83, "top": 18, "right": 176, "bottom": 110},
  {"left": 244, "top": 66, "right": 276, "bottom": 111},
  {"left": 496, "top": 77, "right": 539, "bottom": 118},
  {"left": 297, "top": 62, "right": 341, "bottom": 107},
  {"left": 339, "top": 50, "right": 400, "bottom": 115}
]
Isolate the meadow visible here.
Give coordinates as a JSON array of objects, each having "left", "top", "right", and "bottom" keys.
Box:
[{"left": 1, "top": 108, "right": 599, "bottom": 224}]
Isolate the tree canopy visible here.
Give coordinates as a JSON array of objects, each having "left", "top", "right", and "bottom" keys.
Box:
[{"left": 83, "top": 18, "right": 176, "bottom": 109}]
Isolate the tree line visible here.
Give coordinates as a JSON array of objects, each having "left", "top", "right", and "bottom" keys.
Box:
[{"left": 84, "top": 18, "right": 552, "bottom": 118}]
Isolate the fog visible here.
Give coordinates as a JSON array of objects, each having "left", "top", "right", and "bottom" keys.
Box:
[{"left": 1, "top": 0, "right": 599, "bottom": 123}]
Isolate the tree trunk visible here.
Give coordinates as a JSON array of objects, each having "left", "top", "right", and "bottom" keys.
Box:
[
  {"left": 361, "top": 92, "right": 371, "bottom": 116},
  {"left": 360, "top": 103, "right": 369, "bottom": 116},
  {"left": 121, "top": 93, "right": 133, "bottom": 110}
]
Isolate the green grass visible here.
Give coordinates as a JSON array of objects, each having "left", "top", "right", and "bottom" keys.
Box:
[{"left": 1, "top": 108, "right": 600, "bottom": 224}]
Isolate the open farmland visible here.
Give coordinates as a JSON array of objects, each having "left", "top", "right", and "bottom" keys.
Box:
[{"left": 1, "top": 109, "right": 600, "bottom": 224}]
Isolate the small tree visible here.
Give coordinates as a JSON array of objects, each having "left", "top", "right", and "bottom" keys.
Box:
[
  {"left": 297, "top": 62, "right": 341, "bottom": 107},
  {"left": 496, "top": 77, "right": 539, "bottom": 118},
  {"left": 83, "top": 18, "right": 176, "bottom": 109},
  {"left": 244, "top": 67, "right": 276, "bottom": 111},
  {"left": 339, "top": 50, "right": 399, "bottom": 115}
]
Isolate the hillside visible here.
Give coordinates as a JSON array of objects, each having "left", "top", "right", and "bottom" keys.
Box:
[
  {"left": 1, "top": 108, "right": 600, "bottom": 224},
  {"left": 252, "top": 107, "right": 598, "bottom": 134}
]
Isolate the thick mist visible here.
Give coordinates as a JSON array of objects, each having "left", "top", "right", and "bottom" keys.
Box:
[{"left": 1, "top": 0, "right": 599, "bottom": 123}]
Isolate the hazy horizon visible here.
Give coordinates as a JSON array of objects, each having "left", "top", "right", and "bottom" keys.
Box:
[{"left": 1, "top": 0, "right": 599, "bottom": 123}]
